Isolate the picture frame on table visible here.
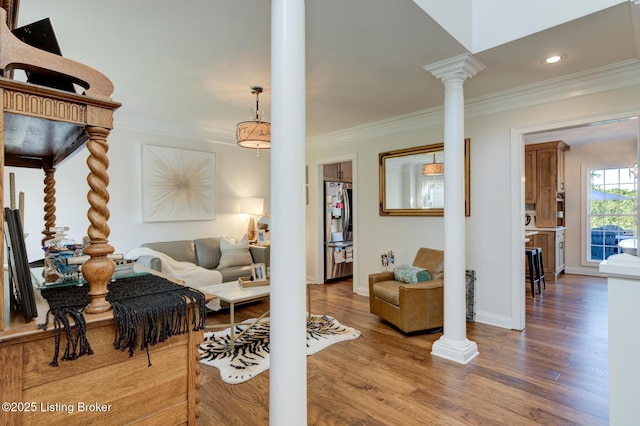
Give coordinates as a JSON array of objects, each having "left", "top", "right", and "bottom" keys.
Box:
[
  {"left": 257, "top": 229, "right": 268, "bottom": 245},
  {"left": 251, "top": 262, "right": 267, "bottom": 282}
]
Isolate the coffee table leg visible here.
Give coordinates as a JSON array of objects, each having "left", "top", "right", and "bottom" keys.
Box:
[
  {"left": 230, "top": 301, "right": 236, "bottom": 349},
  {"left": 307, "top": 283, "right": 311, "bottom": 320}
]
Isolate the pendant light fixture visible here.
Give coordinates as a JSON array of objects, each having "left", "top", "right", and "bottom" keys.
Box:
[
  {"left": 236, "top": 86, "right": 271, "bottom": 156},
  {"left": 422, "top": 153, "right": 444, "bottom": 175}
]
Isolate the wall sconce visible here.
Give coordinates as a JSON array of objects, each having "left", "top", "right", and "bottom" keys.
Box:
[{"left": 239, "top": 197, "right": 264, "bottom": 242}]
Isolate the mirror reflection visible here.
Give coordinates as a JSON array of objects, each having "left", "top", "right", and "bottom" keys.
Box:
[
  {"left": 384, "top": 150, "right": 445, "bottom": 209},
  {"left": 379, "top": 139, "right": 470, "bottom": 216}
]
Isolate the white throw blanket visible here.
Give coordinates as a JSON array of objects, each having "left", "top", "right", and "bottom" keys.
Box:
[
  {"left": 124, "top": 247, "right": 223, "bottom": 310},
  {"left": 124, "top": 247, "right": 223, "bottom": 287}
]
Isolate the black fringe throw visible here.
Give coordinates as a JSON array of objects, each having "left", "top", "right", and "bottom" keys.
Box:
[{"left": 39, "top": 274, "right": 206, "bottom": 367}]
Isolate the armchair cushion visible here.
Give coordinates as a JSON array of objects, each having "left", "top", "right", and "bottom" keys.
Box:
[
  {"left": 218, "top": 236, "right": 253, "bottom": 268},
  {"left": 412, "top": 248, "right": 444, "bottom": 280}
]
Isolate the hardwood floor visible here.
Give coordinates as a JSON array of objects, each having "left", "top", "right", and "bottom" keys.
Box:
[{"left": 198, "top": 274, "right": 608, "bottom": 425}]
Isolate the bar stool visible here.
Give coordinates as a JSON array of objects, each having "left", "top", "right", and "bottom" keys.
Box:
[
  {"left": 525, "top": 247, "right": 542, "bottom": 297},
  {"left": 535, "top": 247, "right": 546, "bottom": 291}
]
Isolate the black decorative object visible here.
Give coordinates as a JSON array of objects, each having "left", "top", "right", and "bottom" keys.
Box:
[
  {"left": 3, "top": 208, "right": 37, "bottom": 322},
  {"left": 39, "top": 274, "right": 206, "bottom": 367}
]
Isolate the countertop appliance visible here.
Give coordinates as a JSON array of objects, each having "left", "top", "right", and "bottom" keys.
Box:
[
  {"left": 525, "top": 210, "right": 537, "bottom": 229},
  {"left": 324, "top": 181, "right": 353, "bottom": 282}
]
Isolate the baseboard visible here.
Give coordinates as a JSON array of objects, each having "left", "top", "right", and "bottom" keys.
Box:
[
  {"left": 563, "top": 266, "right": 606, "bottom": 277},
  {"left": 474, "top": 311, "right": 512, "bottom": 329}
]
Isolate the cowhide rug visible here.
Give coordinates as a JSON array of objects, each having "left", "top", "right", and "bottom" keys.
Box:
[{"left": 199, "top": 314, "right": 361, "bottom": 384}]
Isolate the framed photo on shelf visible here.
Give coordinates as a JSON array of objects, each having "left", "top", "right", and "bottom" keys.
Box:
[
  {"left": 257, "top": 229, "right": 268, "bottom": 245},
  {"left": 251, "top": 262, "right": 267, "bottom": 282}
]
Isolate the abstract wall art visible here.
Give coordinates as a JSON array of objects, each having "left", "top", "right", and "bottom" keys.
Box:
[{"left": 142, "top": 145, "right": 216, "bottom": 222}]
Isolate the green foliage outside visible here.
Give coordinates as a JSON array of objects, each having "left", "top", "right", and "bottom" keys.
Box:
[{"left": 590, "top": 188, "right": 637, "bottom": 232}]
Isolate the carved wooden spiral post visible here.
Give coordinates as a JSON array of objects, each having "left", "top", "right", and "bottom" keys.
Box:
[
  {"left": 41, "top": 167, "right": 56, "bottom": 246},
  {"left": 83, "top": 126, "right": 115, "bottom": 314}
]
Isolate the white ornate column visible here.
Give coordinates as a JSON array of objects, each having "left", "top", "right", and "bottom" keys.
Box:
[
  {"left": 424, "top": 53, "right": 484, "bottom": 364},
  {"left": 270, "top": 0, "right": 307, "bottom": 424}
]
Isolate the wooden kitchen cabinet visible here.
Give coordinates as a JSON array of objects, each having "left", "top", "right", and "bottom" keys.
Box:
[
  {"left": 525, "top": 141, "right": 569, "bottom": 228},
  {"left": 324, "top": 161, "right": 352, "bottom": 182},
  {"left": 524, "top": 149, "right": 537, "bottom": 204}
]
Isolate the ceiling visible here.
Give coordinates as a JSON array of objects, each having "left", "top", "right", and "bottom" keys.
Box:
[{"left": 14, "top": 0, "right": 640, "bottom": 145}]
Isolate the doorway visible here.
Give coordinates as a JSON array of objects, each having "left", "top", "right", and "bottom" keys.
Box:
[
  {"left": 512, "top": 113, "right": 640, "bottom": 330},
  {"left": 323, "top": 161, "right": 353, "bottom": 283},
  {"left": 314, "top": 154, "right": 358, "bottom": 293}
]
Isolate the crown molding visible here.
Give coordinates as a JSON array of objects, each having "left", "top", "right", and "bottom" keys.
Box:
[
  {"left": 465, "top": 58, "right": 640, "bottom": 119},
  {"left": 308, "top": 58, "right": 640, "bottom": 149},
  {"left": 307, "top": 107, "right": 444, "bottom": 149}
]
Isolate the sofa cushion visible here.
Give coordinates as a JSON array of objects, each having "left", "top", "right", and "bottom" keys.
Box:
[
  {"left": 218, "top": 235, "right": 253, "bottom": 268},
  {"left": 393, "top": 264, "right": 431, "bottom": 284},
  {"left": 217, "top": 265, "right": 253, "bottom": 283},
  {"left": 141, "top": 240, "right": 198, "bottom": 265},
  {"left": 194, "top": 237, "right": 222, "bottom": 269}
]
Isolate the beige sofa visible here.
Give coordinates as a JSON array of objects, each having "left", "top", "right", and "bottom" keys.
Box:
[
  {"left": 368, "top": 248, "right": 444, "bottom": 333},
  {"left": 134, "top": 237, "right": 270, "bottom": 283}
]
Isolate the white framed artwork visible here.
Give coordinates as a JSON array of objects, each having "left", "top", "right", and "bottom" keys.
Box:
[
  {"left": 142, "top": 145, "right": 216, "bottom": 222},
  {"left": 252, "top": 262, "right": 267, "bottom": 281},
  {"left": 257, "top": 229, "right": 268, "bottom": 245}
]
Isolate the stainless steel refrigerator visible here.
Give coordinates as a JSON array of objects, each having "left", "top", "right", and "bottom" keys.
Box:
[{"left": 324, "top": 181, "right": 353, "bottom": 282}]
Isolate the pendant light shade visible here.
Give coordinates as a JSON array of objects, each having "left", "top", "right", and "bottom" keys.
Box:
[
  {"left": 422, "top": 163, "right": 444, "bottom": 175},
  {"left": 236, "top": 86, "right": 271, "bottom": 156},
  {"left": 423, "top": 154, "right": 444, "bottom": 175}
]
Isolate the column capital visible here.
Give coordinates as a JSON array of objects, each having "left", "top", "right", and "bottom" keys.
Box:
[{"left": 424, "top": 53, "right": 485, "bottom": 82}]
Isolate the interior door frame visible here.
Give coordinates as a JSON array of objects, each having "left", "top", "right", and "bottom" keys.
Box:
[
  {"left": 313, "top": 153, "right": 359, "bottom": 293},
  {"left": 510, "top": 111, "right": 640, "bottom": 330}
]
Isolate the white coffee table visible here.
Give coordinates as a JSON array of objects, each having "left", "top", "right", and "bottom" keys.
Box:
[{"left": 200, "top": 281, "right": 270, "bottom": 349}]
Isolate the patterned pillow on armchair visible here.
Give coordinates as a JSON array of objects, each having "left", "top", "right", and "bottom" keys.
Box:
[{"left": 393, "top": 264, "right": 431, "bottom": 284}]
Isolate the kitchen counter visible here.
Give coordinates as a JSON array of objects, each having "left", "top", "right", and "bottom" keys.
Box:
[
  {"left": 619, "top": 238, "right": 637, "bottom": 256},
  {"left": 526, "top": 226, "right": 566, "bottom": 231},
  {"left": 524, "top": 230, "right": 538, "bottom": 243}
]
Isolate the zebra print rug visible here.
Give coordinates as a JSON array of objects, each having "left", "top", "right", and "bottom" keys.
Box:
[{"left": 199, "top": 314, "right": 360, "bottom": 384}]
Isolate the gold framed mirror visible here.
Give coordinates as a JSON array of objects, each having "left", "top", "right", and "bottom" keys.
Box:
[{"left": 378, "top": 138, "right": 470, "bottom": 216}]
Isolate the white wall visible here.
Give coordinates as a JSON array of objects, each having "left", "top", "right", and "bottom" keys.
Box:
[
  {"left": 306, "top": 63, "right": 640, "bottom": 330},
  {"left": 5, "top": 126, "right": 270, "bottom": 262}
]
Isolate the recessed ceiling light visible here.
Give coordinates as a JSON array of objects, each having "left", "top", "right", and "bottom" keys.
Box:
[{"left": 543, "top": 54, "right": 566, "bottom": 64}]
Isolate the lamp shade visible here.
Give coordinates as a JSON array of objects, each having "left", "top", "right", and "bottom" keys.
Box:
[
  {"left": 422, "top": 163, "right": 444, "bottom": 175},
  {"left": 239, "top": 197, "right": 264, "bottom": 215},
  {"left": 237, "top": 86, "right": 271, "bottom": 155},
  {"left": 236, "top": 121, "right": 271, "bottom": 149}
]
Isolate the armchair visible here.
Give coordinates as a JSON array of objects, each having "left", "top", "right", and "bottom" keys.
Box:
[{"left": 368, "top": 248, "right": 444, "bottom": 333}]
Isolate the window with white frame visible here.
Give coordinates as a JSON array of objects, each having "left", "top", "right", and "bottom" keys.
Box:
[{"left": 588, "top": 166, "right": 637, "bottom": 261}]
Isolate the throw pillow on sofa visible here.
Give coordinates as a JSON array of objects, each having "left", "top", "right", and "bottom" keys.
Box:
[
  {"left": 218, "top": 235, "right": 253, "bottom": 268},
  {"left": 393, "top": 264, "right": 431, "bottom": 284}
]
